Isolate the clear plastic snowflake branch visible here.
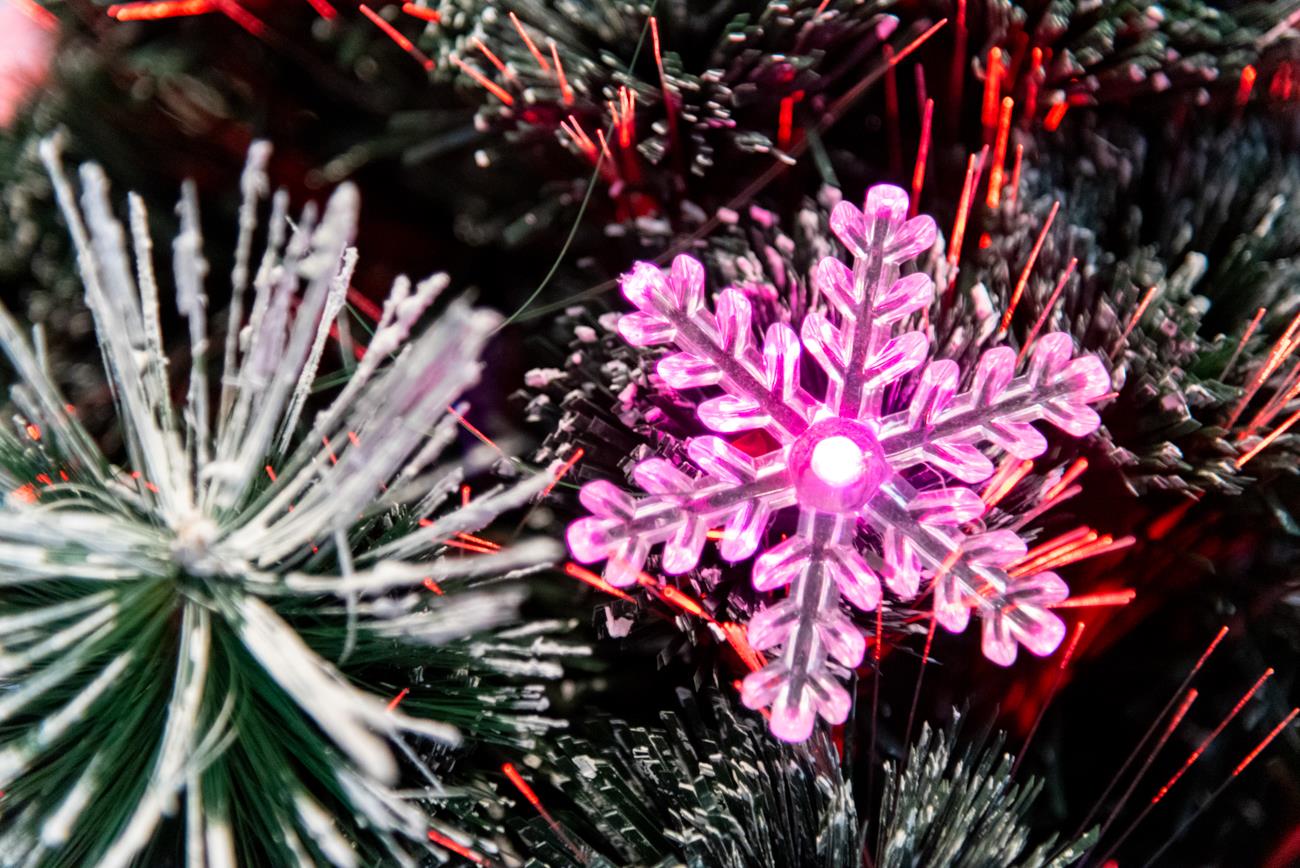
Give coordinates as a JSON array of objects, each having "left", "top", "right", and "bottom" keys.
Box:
[{"left": 568, "top": 184, "right": 1108, "bottom": 742}]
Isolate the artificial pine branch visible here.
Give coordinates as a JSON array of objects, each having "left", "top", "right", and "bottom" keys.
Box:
[
  {"left": 878, "top": 711, "right": 1096, "bottom": 868},
  {"left": 484, "top": 685, "right": 859, "bottom": 867},
  {"left": 0, "top": 137, "right": 578, "bottom": 866}
]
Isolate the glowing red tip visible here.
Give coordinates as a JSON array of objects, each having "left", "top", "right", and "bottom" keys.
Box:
[
  {"left": 427, "top": 829, "right": 485, "bottom": 864},
  {"left": 721, "top": 621, "right": 766, "bottom": 672},
  {"left": 909, "top": 97, "right": 934, "bottom": 217},
  {"left": 549, "top": 41, "right": 574, "bottom": 105},
  {"left": 210, "top": 0, "right": 267, "bottom": 37},
  {"left": 1049, "top": 589, "right": 1136, "bottom": 609},
  {"left": 980, "top": 457, "right": 1033, "bottom": 508},
  {"left": 446, "top": 406, "right": 506, "bottom": 457},
  {"left": 472, "top": 37, "right": 511, "bottom": 80},
  {"left": 1024, "top": 47, "right": 1043, "bottom": 124},
  {"left": 1044, "top": 457, "right": 1088, "bottom": 502},
  {"left": 1196, "top": 626, "right": 1230, "bottom": 670},
  {"left": 1057, "top": 620, "right": 1087, "bottom": 670},
  {"left": 345, "top": 287, "right": 382, "bottom": 323},
  {"left": 455, "top": 532, "right": 501, "bottom": 551},
  {"left": 777, "top": 94, "right": 798, "bottom": 151},
  {"left": 107, "top": 0, "right": 213, "bottom": 21},
  {"left": 611, "top": 86, "right": 637, "bottom": 149},
  {"left": 1043, "top": 101, "right": 1069, "bottom": 131},
  {"left": 981, "top": 47, "right": 1004, "bottom": 133},
  {"left": 659, "top": 585, "right": 712, "bottom": 621},
  {"left": 1231, "top": 708, "right": 1298, "bottom": 778},
  {"left": 1017, "top": 257, "right": 1077, "bottom": 366},
  {"left": 1237, "top": 65, "right": 1258, "bottom": 108},
  {"left": 1228, "top": 310, "right": 1300, "bottom": 428},
  {"left": 303, "top": 0, "right": 337, "bottom": 21},
  {"left": 999, "top": 200, "right": 1059, "bottom": 333},
  {"left": 987, "top": 97, "right": 1014, "bottom": 208},
  {"left": 502, "top": 762, "right": 568, "bottom": 842},
  {"left": 946, "top": 151, "right": 980, "bottom": 269},
  {"left": 360, "top": 4, "right": 435, "bottom": 71},
  {"left": 441, "top": 537, "right": 497, "bottom": 555},
  {"left": 508, "top": 11, "right": 550, "bottom": 73},
  {"left": 1011, "top": 525, "right": 1093, "bottom": 576},
  {"left": 649, "top": 16, "right": 681, "bottom": 158},
  {"left": 563, "top": 562, "right": 636, "bottom": 603},
  {"left": 451, "top": 55, "right": 514, "bottom": 106},
  {"left": 1008, "top": 142, "right": 1024, "bottom": 209},
  {"left": 1237, "top": 405, "right": 1300, "bottom": 468},
  {"left": 1111, "top": 284, "right": 1160, "bottom": 360},
  {"left": 401, "top": 2, "right": 440, "bottom": 22}
]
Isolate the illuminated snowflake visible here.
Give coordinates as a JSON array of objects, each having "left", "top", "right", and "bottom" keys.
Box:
[{"left": 567, "top": 185, "right": 1109, "bottom": 742}]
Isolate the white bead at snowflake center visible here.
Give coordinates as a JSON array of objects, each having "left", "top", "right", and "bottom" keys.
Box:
[{"left": 809, "top": 435, "right": 868, "bottom": 488}]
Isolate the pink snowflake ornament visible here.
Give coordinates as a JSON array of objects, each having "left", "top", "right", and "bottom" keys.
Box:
[{"left": 567, "top": 184, "right": 1109, "bottom": 742}]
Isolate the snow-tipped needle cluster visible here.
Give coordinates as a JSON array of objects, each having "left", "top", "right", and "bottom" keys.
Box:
[
  {"left": 0, "top": 139, "right": 564, "bottom": 866},
  {"left": 492, "top": 686, "right": 860, "bottom": 866},
  {"left": 429, "top": 0, "right": 902, "bottom": 211},
  {"left": 567, "top": 184, "right": 1109, "bottom": 742},
  {"left": 877, "top": 712, "right": 1095, "bottom": 868}
]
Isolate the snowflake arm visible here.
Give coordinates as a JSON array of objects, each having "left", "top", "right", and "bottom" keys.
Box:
[
  {"left": 740, "top": 507, "right": 880, "bottom": 742},
  {"left": 878, "top": 336, "right": 1111, "bottom": 483},
  {"left": 864, "top": 480, "right": 1069, "bottom": 664},
  {"left": 567, "top": 437, "right": 794, "bottom": 585},
  {"left": 808, "top": 185, "right": 937, "bottom": 419},
  {"left": 619, "top": 255, "right": 815, "bottom": 440}
]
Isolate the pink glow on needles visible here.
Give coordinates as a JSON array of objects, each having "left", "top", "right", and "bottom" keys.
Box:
[{"left": 909, "top": 98, "right": 934, "bottom": 217}]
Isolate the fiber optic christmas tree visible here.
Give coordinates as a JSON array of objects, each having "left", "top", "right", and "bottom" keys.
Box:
[{"left": 1, "top": 0, "right": 1298, "bottom": 865}]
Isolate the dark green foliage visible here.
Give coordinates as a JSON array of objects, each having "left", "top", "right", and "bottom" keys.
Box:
[{"left": 483, "top": 687, "right": 860, "bottom": 867}]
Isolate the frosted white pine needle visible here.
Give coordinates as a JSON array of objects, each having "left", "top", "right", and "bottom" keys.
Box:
[{"left": 0, "top": 138, "right": 566, "bottom": 866}]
